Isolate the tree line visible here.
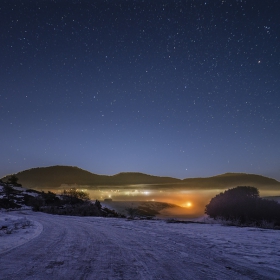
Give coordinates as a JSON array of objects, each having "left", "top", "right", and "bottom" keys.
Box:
[
  {"left": 205, "top": 186, "right": 280, "bottom": 227},
  {"left": 0, "top": 175, "right": 123, "bottom": 217}
]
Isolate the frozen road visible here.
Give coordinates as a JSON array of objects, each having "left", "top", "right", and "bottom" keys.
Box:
[{"left": 0, "top": 211, "right": 279, "bottom": 279}]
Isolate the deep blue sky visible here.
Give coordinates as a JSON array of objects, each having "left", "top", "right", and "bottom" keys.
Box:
[{"left": 1, "top": 0, "right": 280, "bottom": 180}]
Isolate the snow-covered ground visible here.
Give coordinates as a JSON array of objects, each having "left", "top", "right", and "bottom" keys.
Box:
[
  {"left": 0, "top": 211, "right": 279, "bottom": 279},
  {"left": 0, "top": 211, "right": 42, "bottom": 253}
]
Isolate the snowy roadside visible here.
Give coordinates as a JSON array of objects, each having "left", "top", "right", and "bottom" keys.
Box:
[
  {"left": 1, "top": 211, "right": 280, "bottom": 279},
  {"left": 0, "top": 210, "right": 43, "bottom": 253}
]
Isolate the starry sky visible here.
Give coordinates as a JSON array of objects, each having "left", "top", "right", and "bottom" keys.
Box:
[{"left": 1, "top": 0, "right": 280, "bottom": 180}]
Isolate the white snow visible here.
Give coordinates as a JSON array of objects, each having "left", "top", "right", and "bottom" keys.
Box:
[
  {"left": 0, "top": 210, "right": 279, "bottom": 279},
  {"left": 0, "top": 211, "right": 43, "bottom": 253}
]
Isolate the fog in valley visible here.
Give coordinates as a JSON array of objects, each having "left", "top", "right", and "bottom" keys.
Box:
[{"left": 44, "top": 184, "right": 280, "bottom": 219}]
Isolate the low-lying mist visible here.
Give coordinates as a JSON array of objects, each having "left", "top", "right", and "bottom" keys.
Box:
[{"left": 46, "top": 184, "right": 280, "bottom": 219}]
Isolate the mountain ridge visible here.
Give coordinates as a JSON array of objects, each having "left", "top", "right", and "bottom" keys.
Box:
[{"left": 1, "top": 165, "right": 280, "bottom": 191}]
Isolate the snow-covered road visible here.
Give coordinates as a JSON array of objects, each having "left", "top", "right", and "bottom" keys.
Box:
[{"left": 0, "top": 211, "right": 279, "bottom": 279}]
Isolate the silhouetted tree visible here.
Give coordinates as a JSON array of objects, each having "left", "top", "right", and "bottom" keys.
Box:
[
  {"left": 41, "top": 191, "right": 61, "bottom": 206},
  {"left": 94, "top": 200, "right": 102, "bottom": 210},
  {"left": 205, "top": 186, "right": 280, "bottom": 225},
  {"left": 7, "top": 174, "right": 21, "bottom": 186},
  {"left": 61, "top": 188, "right": 90, "bottom": 204},
  {"left": 29, "top": 196, "right": 45, "bottom": 211},
  {"left": 3, "top": 184, "right": 14, "bottom": 200}
]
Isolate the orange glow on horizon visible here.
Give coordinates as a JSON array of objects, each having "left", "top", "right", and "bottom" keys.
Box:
[{"left": 181, "top": 201, "right": 193, "bottom": 208}]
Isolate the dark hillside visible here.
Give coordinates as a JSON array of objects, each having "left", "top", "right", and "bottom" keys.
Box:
[
  {"left": 110, "top": 172, "right": 181, "bottom": 185},
  {"left": 181, "top": 173, "right": 280, "bottom": 190},
  {"left": 1, "top": 166, "right": 279, "bottom": 191},
  {"left": 2, "top": 166, "right": 105, "bottom": 189},
  {"left": 1, "top": 166, "right": 180, "bottom": 189}
]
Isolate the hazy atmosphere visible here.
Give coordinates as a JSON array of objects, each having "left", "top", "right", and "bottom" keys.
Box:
[{"left": 1, "top": 0, "right": 280, "bottom": 180}]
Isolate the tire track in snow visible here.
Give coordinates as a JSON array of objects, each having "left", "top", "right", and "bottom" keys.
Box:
[{"left": 0, "top": 212, "right": 277, "bottom": 280}]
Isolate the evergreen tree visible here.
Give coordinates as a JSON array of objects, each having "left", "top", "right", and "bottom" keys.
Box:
[{"left": 7, "top": 174, "right": 21, "bottom": 186}]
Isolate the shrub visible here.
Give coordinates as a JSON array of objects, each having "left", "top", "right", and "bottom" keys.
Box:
[
  {"left": 41, "top": 191, "right": 61, "bottom": 206},
  {"left": 0, "top": 198, "right": 21, "bottom": 209},
  {"left": 29, "top": 196, "right": 45, "bottom": 211},
  {"left": 94, "top": 200, "right": 102, "bottom": 209},
  {"left": 40, "top": 202, "right": 104, "bottom": 216},
  {"left": 3, "top": 184, "right": 14, "bottom": 200},
  {"left": 61, "top": 188, "right": 90, "bottom": 204},
  {"left": 7, "top": 175, "right": 21, "bottom": 186}
]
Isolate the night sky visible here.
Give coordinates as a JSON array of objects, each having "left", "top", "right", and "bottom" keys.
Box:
[{"left": 1, "top": 0, "right": 280, "bottom": 180}]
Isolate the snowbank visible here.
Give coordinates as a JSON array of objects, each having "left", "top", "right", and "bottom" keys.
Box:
[{"left": 0, "top": 211, "right": 43, "bottom": 253}]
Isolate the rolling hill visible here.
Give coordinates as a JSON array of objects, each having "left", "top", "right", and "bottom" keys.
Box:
[
  {"left": 179, "top": 173, "right": 280, "bottom": 190},
  {"left": 1, "top": 165, "right": 280, "bottom": 191},
  {"left": 1, "top": 166, "right": 180, "bottom": 189}
]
